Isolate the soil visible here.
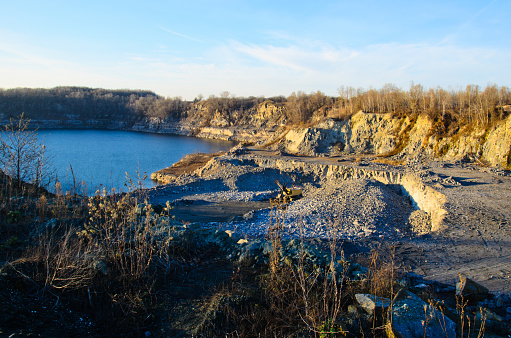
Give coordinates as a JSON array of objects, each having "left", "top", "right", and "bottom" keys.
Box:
[
  {"left": 151, "top": 152, "right": 225, "bottom": 183},
  {"left": 169, "top": 200, "right": 272, "bottom": 223}
]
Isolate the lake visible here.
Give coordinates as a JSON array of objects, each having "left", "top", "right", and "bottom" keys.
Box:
[{"left": 36, "top": 129, "right": 235, "bottom": 195}]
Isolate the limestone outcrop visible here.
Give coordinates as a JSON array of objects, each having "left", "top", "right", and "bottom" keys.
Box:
[{"left": 268, "top": 112, "right": 511, "bottom": 169}]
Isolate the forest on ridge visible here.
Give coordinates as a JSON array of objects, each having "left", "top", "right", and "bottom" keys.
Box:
[{"left": 1, "top": 83, "right": 510, "bottom": 129}]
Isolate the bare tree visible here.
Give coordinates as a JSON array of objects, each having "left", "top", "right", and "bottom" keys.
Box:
[{"left": 0, "top": 114, "right": 52, "bottom": 191}]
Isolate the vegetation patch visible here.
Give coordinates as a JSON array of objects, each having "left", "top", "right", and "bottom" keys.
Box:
[
  {"left": 2, "top": 83, "right": 510, "bottom": 132},
  {"left": 370, "top": 158, "right": 405, "bottom": 166},
  {"left": 378, "top": 114, "right": 417, "bottom": 158}
]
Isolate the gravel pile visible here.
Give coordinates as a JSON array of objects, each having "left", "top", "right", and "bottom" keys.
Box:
[
  {"left": 222, "top": 178, "right": 416, "bottom": 240},
  {"left": 148, "top": 156, "right": 424, "bottom": 241},
  {"left": 148, "top": 157, "right": 299, "bottom": 205}
]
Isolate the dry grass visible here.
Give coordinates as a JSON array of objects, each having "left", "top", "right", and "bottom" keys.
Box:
[{"left": 0, "top": 174, "right": 174, "bottom": 335}]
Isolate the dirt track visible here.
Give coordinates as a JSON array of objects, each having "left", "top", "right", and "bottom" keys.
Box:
[
  {"left": 367, "top": 162, "right": 511, "bottom": 293},
  {"left": 148, "top": 149, "right": 511, "bottom": 294}
]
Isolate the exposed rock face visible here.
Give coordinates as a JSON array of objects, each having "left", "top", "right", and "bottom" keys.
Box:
[
  {"left": 275, "top": 112, "right": 409, "bottom": 156},
  {"left": 254, "top": 100, "right": 285, "bottom": 126},
  {"left": 481, "top": 116, "right": 511, "bottom": 168},
  {"left": 194, "top": 126, "right": 274, "bottom": 143},
  {"left": 271, "top": 112, "right": 511, "bottom": 169},
  {"left": 349, "top": 112, "right": 403, "bottom": 154}
]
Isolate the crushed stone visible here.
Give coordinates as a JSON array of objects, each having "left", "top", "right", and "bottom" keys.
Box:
[{"left": 147, "top": 157, "right": 422, "bottom": 241}]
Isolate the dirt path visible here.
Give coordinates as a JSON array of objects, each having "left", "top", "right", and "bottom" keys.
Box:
[
  {"left": 169, "top": 200, "right": 272, "bottom": 223},
  {"left": 373, "top": 162, "right": 511, "bottom": 293}
]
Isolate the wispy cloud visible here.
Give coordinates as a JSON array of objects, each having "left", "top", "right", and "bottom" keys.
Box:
[
  {"left": 0, "top": 41, "right": 62, "bottom": 70},
  {"left": 159, "top": 26, "right": 203, "bottom": 43},
  {"left": 229, "top": 40, "right": 358, "bottom": 74},
  {"left": 1, "top": 26, "right": 509, "bottom": 99},
  {"left": 231, "top": 42, "right": 310, "bottom": 72},
  {"left": 439, "top": 0, "right": 500, "bottom": 45}
]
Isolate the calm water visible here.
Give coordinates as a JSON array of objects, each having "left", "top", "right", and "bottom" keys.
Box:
[{"left": 37, "top": 129, "right": 235, "bottom": 194}]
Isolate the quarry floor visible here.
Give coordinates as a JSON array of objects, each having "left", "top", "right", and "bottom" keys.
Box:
[{"left": 147, "top": 149, "right": 511, "bottom": 295}]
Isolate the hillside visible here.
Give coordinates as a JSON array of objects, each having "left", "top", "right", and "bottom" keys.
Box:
[{"left": 1, "top": 85, "right": 511, "bottom": 169}]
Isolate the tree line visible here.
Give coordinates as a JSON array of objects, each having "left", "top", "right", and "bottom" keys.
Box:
[
  {"left": 0, "top": 87, "right": 159, "bottom": 121},
  {"left": 1, "top": 84, "right": 510, "bottom": 127},
  {"left": 336, "top": 83, "right": 511, "bottom": 126}
]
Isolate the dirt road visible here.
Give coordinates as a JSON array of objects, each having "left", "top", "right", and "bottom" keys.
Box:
[{"left": 361, "top": 162, "right": 511, "bottom": 293}]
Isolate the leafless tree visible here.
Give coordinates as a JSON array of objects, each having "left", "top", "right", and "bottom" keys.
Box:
[{"left": 0, "top": 114, "right": 53, "bottom": 191}]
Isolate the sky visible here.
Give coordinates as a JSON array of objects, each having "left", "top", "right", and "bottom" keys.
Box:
[{"left": 0, "top": 0, "right": 509, "bottom": 100}]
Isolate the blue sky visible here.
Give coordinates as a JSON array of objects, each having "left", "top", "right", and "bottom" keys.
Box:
[{"left": 0, "top": 0, "right": 509, "bottom": 99}]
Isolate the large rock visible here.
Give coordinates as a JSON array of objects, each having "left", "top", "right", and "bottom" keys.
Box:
[
  {"left": 386, "top": 291, "right": 456, "bottom": 338},
  {"left": 456, "top": 275, "right": 489, "bottom": 300}
]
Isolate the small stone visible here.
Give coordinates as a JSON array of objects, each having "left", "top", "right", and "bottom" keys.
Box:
[{"left": 355, "top": 294, "right": 391, "bottom": 315}]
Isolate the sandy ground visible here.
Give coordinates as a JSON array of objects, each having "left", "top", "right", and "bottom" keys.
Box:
[{"left": 147, "top": 150, "right": 511, "bottom": 295}]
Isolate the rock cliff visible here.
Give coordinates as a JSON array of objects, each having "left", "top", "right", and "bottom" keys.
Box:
[{"left": 266, "top": 111, "right": 511, "bottom": 169}]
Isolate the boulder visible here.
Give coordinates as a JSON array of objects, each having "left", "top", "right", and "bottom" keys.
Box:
[
  {"left": 456, "top": 275, "right": 489, "bottom": 300},
  {"left": 386, "top": 290, "right": 456, "bottom": 338}
]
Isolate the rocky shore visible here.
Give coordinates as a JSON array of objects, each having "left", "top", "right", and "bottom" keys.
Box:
[{"left": 9, "top": 110, "right": 511, "bottom": 170}]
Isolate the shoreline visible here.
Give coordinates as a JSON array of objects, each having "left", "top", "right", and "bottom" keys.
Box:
[{"left": 4, "top": 111, "right": 510, "bottom": 170}]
